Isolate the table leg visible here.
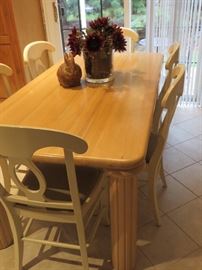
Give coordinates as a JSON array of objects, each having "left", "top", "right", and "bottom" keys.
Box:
[
  {"left": 0, "top": 203, "right": 13, "bottom": 249},
  {"left": 0, "top": 158, "right": 13, "bottom": 249},
  {"left": 0, "top": 157, "right": 11, "bottom": 192},
  {"left": 109, "top": 171, "right": 137, "bottom": 270}
]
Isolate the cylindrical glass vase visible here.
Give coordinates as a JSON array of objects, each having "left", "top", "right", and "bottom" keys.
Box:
[{"left": 83, "top": 48, "right": 113, "bottom": 83}]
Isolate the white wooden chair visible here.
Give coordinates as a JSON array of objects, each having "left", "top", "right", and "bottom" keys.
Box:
[
  {"left": 121, "top": 27, "right": 139, "bottom": 52},
  {"left": 143, "top": 64, "right": 185, "bottom": 226},
  {"left": 23, "top": 41, "right": 55, "bottom": 80},
  {"left": 153, "top": 43, "right": 180, "bottom": 134},
  {"left": 0, "top": 126, "right": 106, "bottom": 270},
  {"left": 0, "top": 63, "right": 13, "bottom": 97}
]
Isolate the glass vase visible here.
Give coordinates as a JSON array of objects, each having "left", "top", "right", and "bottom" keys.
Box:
[{"left": 83, "top": 47, "right": 113, "bottom": 83}]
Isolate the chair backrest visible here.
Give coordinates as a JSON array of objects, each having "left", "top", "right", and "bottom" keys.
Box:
[
  {"left": 166, "top": 43, "right": 180, "bottom": 70},
  {"left": 121, "top": 27, "right": 139, "bottom": 52},
  {"left": 160, "top": 43, "right": 180, "bottom": 99},
  {"left": 23, "top": 41, "right": 55, "bottom": 80},
  {"left": 149, "top": 64, "right": 185, "bottom": 169},
  {"left": 0, "top": 125, "right": 87, "bottom": 212},
  {"left": 152, "top": 43, "right": 180, "bottom": 133},
  {"left": 0, "top": 63, "right": 13, "bottom": 97}
]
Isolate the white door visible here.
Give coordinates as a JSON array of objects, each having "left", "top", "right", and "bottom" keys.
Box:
[{"left": 41, "top": 0, "right": 64, "bottom": 63}]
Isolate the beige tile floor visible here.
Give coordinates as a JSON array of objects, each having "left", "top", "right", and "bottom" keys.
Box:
[{"left": 0, "top": 107, "right": 202, "bottom": 270}]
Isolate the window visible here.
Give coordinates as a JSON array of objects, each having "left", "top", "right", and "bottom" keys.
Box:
[{"left": 58, "top": 0, "right": 147, "bottom": 50}]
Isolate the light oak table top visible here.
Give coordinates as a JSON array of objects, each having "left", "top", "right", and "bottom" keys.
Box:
[{"left": 0, "top": 52, "right": 163, "bottom": 171}]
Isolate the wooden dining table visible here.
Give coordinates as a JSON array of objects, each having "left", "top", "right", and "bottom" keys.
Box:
[{"left": 0, "top": 52, "right": 162, "bottom": 269}]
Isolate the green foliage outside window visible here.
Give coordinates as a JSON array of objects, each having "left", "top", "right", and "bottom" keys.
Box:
[{"left": 63, "top": 0, "right": 146, "bottom": 31}]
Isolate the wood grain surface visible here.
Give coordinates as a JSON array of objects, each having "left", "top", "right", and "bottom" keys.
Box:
[{"left": 0, "top": 52, "right": 162, "bottom": 170}]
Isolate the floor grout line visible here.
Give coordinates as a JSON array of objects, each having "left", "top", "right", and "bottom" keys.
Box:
[
  {"left": 167, "top": 133, "right": 202, "bottom": 148},
  {"left": 170, "top": 173, "right": 202, "bottom": 198},
  {"left": 165, "top": 213, "right": 202, "bottom": 248},
  {"left": 165, "top": 144, "right": 197, "bottom": 159}
]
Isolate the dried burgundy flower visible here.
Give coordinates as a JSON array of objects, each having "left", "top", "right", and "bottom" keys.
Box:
[
  {"left": 112, "top": 26, "right": 127, "bottom": 52},
  {"left": 89, "top": 17, "right": 110, "bottom": 31},
  {"left": 67, "top": 17, "right": 126, "bottom": 56},
  {"left": 67, "top": 27, "right": 82, "bottom": 56},
  {"left": 85, "top": 33, "right": 103, "bottom": 52}
]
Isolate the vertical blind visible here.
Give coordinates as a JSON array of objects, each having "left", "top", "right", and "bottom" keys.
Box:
[{"left": 148, "top": 0, "right": 202, "bottom": 106}]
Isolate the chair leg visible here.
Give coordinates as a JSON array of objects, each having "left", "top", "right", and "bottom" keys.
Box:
[
  {"left": 10, "top": 212, "right": 23, "bottom": 270},
  {"left": 14, "top": 236, "right": 23, "bottom": 270},
  {"left": 159, "top": 158, "right": 167, "bottom": 188},
  {"left": 76, "top": 222, "right": 89, "bottom": 270},
  {"left": 148, "top": 172, "right": 161, "bottom": 226}
]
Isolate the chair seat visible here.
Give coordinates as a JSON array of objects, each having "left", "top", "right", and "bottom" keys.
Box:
[{"left": 22, "top": 162, "right": 103, "bottom": 204}]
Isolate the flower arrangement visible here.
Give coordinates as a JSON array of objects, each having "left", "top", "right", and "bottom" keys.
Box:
[
  {"left": 67, "top": 17, "right": 126, "bottom": 83},
  {"left": 67, "top": 17, "right": 127, "bottom": 56}
]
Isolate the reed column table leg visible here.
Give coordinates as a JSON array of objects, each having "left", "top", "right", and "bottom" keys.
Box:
[
  {"left": 0, "top": 157, "right": 11, "bottom": 192},
  {"left": 109, "top": 171, "right": 138, "bottom": 270},
  {"left": 0, "top": 157, "right": 13, "bottom": 249},
  {"left": 0, "top": 203, "right": 13, "bottom": 249}
]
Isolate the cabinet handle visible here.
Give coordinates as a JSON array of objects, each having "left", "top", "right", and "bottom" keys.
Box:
[{"left": 52, "top": 2, "right": 58, "bottom": 23}]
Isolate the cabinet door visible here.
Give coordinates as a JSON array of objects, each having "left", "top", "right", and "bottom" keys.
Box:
[{"left": 0, "top": 0, "right": 25, "bottom": 97}]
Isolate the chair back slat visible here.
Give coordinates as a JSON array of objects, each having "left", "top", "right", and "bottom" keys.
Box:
[
  {"left": 64, "top": 150, "right": 84, "bottom": 218},
  {"left": 8, "top": 159, "right": 46, "bottom": 201}
]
